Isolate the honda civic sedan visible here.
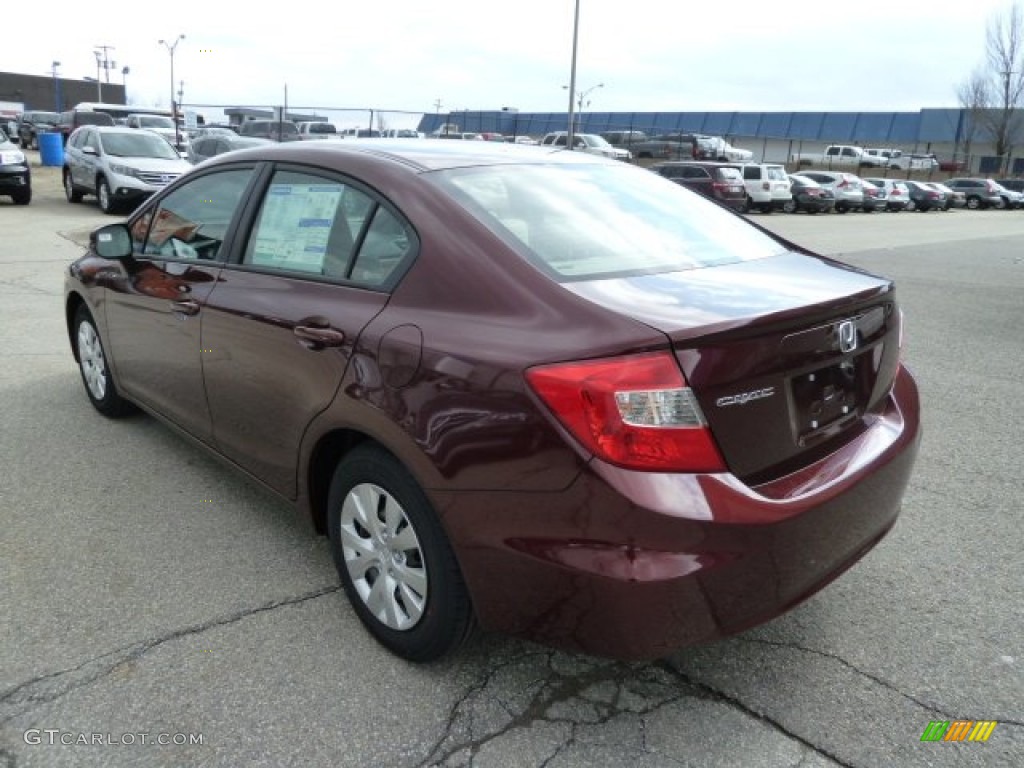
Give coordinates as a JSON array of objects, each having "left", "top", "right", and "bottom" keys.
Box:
[{"left": 64, "top": 141, "right": 920, "bottom": 662}]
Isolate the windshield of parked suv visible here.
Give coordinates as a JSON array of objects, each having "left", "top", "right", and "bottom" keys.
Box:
[
  {"left": 137, "top": 116, "right": 174, "bottom": 129},
  {"left": 433, "top": 164, "right": 786, "bottom": 280},
  {"left": 100, "top": 132, "right": 181, "bottom": 159}
]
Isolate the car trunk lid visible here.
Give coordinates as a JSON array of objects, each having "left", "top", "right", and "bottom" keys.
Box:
[{"left": 564, "top": 251, "right": 902, "bottom": 481}]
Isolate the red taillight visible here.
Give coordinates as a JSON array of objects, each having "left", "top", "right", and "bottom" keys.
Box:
[{"left": 525, "top": 352, "right": 726, "bottom": 472}]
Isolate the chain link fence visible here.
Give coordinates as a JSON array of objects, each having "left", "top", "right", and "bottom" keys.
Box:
[{"left": 183, "top": 103, "right": 1023, "bottom": 179}]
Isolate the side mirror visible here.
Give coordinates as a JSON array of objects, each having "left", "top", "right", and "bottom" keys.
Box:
[
  {"left": 90, "top": 223, "right": 132, "bottom": 259},
  {"left": 82, "top": 146, "right": 97, "bottom": 156}
]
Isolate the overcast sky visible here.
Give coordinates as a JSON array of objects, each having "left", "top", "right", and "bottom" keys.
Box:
[{"left": 2, "top": 0, "right": 1016, "bottom": 125}]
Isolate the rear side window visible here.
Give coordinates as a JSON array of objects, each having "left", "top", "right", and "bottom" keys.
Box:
[
  {"left": 433, "top": 164, "right": 785, "bottom": 280},
  {"left": 242, "top": 170, "right": 414, "bottom": 287},
  {"left": 742, "top": 166, "right": 760, "bottom": 180}
]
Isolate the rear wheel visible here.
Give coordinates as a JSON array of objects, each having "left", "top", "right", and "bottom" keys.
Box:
[
  {"left": 782, "top": 199, "right": 797, "bottom": 214},
  {"left": 965, "top": 196, "right": 981, "bottom": 210},
  {"left": 905, "top": 200, "right": 916, "bottom": 211},
  {"left": 836, "top": 204, "right": 849, "bottom": 214},
  {"left": 65, "top": 171, "right": 83, "bottom": 203},
  {"left": 327, "top": 445, "right": 475, "bottom": 662},
  {"left": 757, "top": 203, "right": 773, "bottom": 214}
]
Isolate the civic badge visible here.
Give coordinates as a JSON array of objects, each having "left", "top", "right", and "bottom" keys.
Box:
[{"left": 838, "top": 319, "right": 858, "bottom": 354}]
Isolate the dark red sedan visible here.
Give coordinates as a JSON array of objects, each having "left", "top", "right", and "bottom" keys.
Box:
[{"left": 64, "top": 140, "right": 920, "bottom": 662}]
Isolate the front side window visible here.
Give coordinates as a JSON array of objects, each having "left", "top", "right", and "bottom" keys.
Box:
[
  {"left": 137, "top": 169, "right": 255, "bottom": 261},
  {"left": 433, "top": 163, "right": 786, "bottom": 281}
]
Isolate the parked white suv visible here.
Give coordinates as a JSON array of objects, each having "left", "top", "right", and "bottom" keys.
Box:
[
  {"left": 63, "top": 126, "right": 192, "bottom": 214},
  {"left": 721, "top": 163, "right": 792, "bottom": 213},
  {"left": 540, "top": 132, "right": 631, "bottom": 160},
  {"left": 296, "top": 121, "right": 339, "bottom": 140}
]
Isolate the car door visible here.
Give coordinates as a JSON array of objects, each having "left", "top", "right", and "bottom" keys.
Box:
[
  {"left": 102, "top": 167, "right": 259, "bottom": 442},
  {"left": 201, "top": 166, "right": 414, "bottom": 496}
]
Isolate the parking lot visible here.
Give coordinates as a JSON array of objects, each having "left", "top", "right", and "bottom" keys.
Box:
[{"left": 1, "top": 157, "right": 1022, "bottom": 768}]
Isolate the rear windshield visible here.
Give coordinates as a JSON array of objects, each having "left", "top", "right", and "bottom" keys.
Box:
[
  {"left": 431, "top": 164, "right": 785, "bottom": 281},
  {"left": 766, "top": 166, "right": 787, "bottom": 180},
  {"left": 137, "top": 115, "right": 174, "bottom": 129},
  {"left": 78, "top": 112, "right": 115, "bottom": 126}
]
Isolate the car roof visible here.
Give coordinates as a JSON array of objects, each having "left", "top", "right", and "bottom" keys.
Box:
[{"left": 202, "top": 139, "right": 610, "bottom": 172}]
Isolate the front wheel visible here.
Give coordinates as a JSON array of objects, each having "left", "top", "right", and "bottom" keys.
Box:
[
  {"left": 12, "top": 188, "right": 30, "bottom": 205},
  {"left": 782, "top": 199, "right": 797, "bottom": 214},
  {"left": 965, "top": 196, "right": 981, "bottom": 210},
  {"left": 327, "top": 445, "right": 475, "bottom": 662},
  {"left": 65, "top": 171, "right": 83, "bottom": 203},
  {"left": 73, "top": 305, "right": 134, "bottom": 417}
]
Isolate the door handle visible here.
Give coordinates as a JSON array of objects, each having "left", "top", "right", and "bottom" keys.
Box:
[
  {"left": 294, "top": 325, "right": 345, "bottom": 349},
  {"left": 171, "top": 299, "right": 200, "bottom": 316}
]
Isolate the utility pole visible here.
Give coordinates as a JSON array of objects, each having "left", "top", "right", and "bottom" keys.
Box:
[
  {"left": 94, "top": 45, "right": 116, "bottom": 83},
  {"left": 93, "top": 51, "right": 103, "bottom": 101}
]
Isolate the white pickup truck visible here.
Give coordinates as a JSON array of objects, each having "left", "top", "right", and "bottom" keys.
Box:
[{"left": 791, "top": 145, "right": 887, "bottom": 168}]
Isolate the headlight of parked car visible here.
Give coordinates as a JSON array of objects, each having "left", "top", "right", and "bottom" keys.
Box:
[
  {"left": 0, "top": 150, "right": 26, "bottom": 165},
  {"left": 108, "top": 163, "right": 139, "bottom": 178}
]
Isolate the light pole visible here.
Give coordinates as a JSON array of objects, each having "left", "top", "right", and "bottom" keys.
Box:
[
  {"left": 121, "top": 66, "right": 130, "bottom": 99},
  {"left": 566, "top": 0, "right": 580, "bottom": 148},
  {"left": 159, "top": 34, "right": 186, "bottom": 148},
  {"left": 51, "top": 61, "right": 62, "bottom": 113}
]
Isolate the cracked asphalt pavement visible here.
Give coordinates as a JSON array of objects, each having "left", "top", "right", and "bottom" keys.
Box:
[{"left": 1, "top": 161, "right": 1022, "bottom": 767}]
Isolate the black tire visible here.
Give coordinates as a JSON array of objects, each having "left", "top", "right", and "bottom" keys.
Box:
[
  {"left": 741, "top": 196, "right": 753, "bottom": 214},
  {"left": 836, "top": 204, "right": 849, "bottom": 214},
  {"left": 73, "top": 305, "right": 134, "bottom": 417},
  {"left": 905, "top": 200, "right": 916, "bottom": 212},
  {"left": 64, "top": 171, "right": 83, "bottom": 203},
  {"left": 327, "top": 445, "right": 475, "bottom": 662},
  {"left": 782, "top": 199, "right": 797, "bottom": 214},
  {"left": 12, "top": 188, "right": 31, "bottom": 205},
  {"left": 97, "top": 177, "right": 117, "bottom": 214},
  {"left": 965, "top": 196, "right": 981, "bottom": 210},
  {"left": 757, "top": 203, "right": 773, "bottom": 214}
]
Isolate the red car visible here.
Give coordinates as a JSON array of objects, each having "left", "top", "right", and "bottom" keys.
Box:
[{"left": 65, "top": 141, "right": 920, "bottom": 661}]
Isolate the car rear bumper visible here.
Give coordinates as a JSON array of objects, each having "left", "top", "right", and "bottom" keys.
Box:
[{"left": 437, "top": 364, "right": 920, "bottom": 660}]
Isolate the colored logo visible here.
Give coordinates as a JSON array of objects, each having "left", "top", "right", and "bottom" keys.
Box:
[{"left": 920, "top": 720, "right": 997, "bottom": 742}]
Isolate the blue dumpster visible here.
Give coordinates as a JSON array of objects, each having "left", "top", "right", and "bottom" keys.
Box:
[{"left": 39, "top": 132, "right": 64, "bottom": 167}]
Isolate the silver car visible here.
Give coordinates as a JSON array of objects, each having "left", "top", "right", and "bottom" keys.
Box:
[
  {"left": 63, "top": 126, "right": 192, "bottom": 214},
  {"left": 795, "top": 171, "right": 864, "bottom": 213}
]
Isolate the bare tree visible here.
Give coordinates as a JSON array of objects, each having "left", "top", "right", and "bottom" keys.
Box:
[
  {"left": 972, "top": 2, "right": 1024, "bottom": 167},
  {"left": 956, "top": 69, "right": 990, "bottom": 162}
]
